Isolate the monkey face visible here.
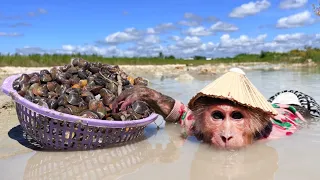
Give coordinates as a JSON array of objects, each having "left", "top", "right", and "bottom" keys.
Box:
[{"left": 192, "top": 98, "right": 270, "bottom": 150}]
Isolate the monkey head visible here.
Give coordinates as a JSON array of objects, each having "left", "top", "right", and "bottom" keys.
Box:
[{"left": 190, "top": 97, "right": 273, "bottom": 150}]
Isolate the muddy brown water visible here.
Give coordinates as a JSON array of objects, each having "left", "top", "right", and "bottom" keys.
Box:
[{"left": 1, "top": 68, "right": 320, "bottom": 180}]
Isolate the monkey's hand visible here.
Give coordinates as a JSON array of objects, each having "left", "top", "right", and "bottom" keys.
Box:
[{"left": 111, "top": 86, "right": 175, "bottom": 119}]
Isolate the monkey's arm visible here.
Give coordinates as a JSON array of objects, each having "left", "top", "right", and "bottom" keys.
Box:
[{"left": 112, "top": 86, "right": 186, "bottom": 122}]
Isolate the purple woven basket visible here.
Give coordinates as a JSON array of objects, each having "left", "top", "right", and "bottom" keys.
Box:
[{"left": 1, "top": 74, "right": 158, "bottom": 151}]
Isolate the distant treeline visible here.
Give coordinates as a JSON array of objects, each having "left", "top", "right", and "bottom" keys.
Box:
[{"left": 0, "top": 46, "right": 320, "bottom": 67}]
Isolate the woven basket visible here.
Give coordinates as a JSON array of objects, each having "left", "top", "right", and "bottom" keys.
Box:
[{"left": 1, "top": 74, "right": 158, "bottom": 151}]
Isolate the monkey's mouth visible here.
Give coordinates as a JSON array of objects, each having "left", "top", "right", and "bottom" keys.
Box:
[{"left": 212, "top": 138, "right": 247, "bottom": 150}]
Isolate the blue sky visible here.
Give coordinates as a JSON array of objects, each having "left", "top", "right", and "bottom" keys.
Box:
[{"left": 1, "top": 0, "right": 320, "bottom": 58}]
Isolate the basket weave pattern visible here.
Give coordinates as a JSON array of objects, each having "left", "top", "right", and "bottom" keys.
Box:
[{"left": 2, "top": 74, "right": 158, "bottom": 150}]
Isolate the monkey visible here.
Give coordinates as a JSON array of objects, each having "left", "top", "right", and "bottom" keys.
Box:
[{"left": 111, "top": 69, "right": 320, "bottom": 150}]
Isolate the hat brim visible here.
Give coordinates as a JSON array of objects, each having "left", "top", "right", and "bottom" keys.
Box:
[{"left": 188, "top": 92, "right": 278, "bottom": 117}]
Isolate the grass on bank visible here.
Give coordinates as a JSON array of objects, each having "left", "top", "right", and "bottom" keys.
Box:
[{"left": 0, "top": 47, "right": 320, "bottom": 67}]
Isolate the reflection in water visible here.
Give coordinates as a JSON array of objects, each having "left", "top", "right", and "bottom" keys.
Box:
[
  {"left": 190, "top": 143, "right": 278, "bottom": 180},
  {"left": 23, "top": 123, "right": 279, "bottom": 180},
  {"left": 23, "top": 125, "right": 182, "bottom": 180}
]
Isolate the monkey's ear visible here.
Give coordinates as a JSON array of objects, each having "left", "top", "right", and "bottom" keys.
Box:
[
  {"left": 253, "top": 121, "right": 273, "bottom": 140},
  {"left": 192, "top": 125, "right": 204, "bottom": 141}
]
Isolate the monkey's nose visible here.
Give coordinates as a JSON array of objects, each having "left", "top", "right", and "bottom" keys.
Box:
[{"left": 221, "top": 135, "right": 233, "bottom": 143}]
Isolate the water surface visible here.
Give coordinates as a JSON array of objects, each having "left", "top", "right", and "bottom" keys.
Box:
[{"left": 1, "top": 68, "right": 320, "bottom": 180}]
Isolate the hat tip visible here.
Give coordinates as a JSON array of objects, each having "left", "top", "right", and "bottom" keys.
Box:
[{"left": 229, "top": 67, "right": 246, "bottom": 75}]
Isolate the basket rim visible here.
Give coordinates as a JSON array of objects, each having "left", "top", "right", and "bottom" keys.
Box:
[{"left": 1, "top": 74, "right": 158, "bottom": 128}]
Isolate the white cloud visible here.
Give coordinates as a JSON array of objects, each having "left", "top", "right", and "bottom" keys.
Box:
[
  {"left": 276, "top": 11, "right": 315, "bottom": 28},
  {"left": 184, "top": 26, "right": 213, "bottom": 36},
  {"left": 16, "top": 46, "right": 46, "bottom": 54},
  {"left": 219, "top": 34, "right": 267, "bottom": 48},
  {"left": 178, "top": 20, "right": 200, "bottom": 27},
  {"left": 0, "top": 32, "right": 23, "bottom": 37},
  {"left": 152, "top": 23, "right": 177, "bottom": 33},
  {"left": 279, "top": 0, "right": 308, "bottom": 9},
  {"left": 175, "top": 36, "right": 202, "bottom": 48},
  {"left": 104, "top": 28, "right": 142, "bottom": 44},
  {"left": 146, "top": 28, "right": 156, "bottom": 34},
  {"left": 137, "top": 35, "right": 161, "bottom": 46},
  {"left": 182, "top": 21, "right": 238, "bottom": 36},
  {"left": 184, "top": 13, "right": 203, "bottom": 21},
  {"left": 178, "top": 13, "right": 219, "bottom": 27},
  {"left": 229, "top": 0, "right": 271, "bottom": 18},
  {"left": 274, "top": 33, "right": 310, "bottom": 42},
  {"left": 210, "top": 21, "right": 239, "bottom": 32},
  {"left": 14, "top": 32, "right": 320, "bottom": 58},
  {"left": 38, "top": 8, "right": 48, "bottom": 14}
]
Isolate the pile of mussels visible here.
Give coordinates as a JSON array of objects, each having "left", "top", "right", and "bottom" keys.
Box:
[{"left": 12, "top": 58, "right": 153, "bottom": 121}]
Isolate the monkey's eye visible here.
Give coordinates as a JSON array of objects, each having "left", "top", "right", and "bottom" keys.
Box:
[
  {"left": 231, "top": 111, "right": 243, "bottom": 119},
  {"left": 211, "top": 111, "right": 224, "bottom": 120}
]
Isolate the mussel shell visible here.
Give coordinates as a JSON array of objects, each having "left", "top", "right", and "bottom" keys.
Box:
[
  {"left": 12, "top": 80, "right": 21, "bottom": 91},
  {"left": 79, "top": 110, "right": 99, "bottom": 119},
  {"left": 111, "top": 112, "right": 128, "bottom": 121},
  {"left": 50, "top": 67, "right": 61, "bottom": 80},
  {"left": 37, "top": 99, "right": 49, "bottom": 108},
  {"left": 66, "top": 66, "right": 78, "bottom": 74},
  {"left": 66, "top": 87, "right": 80, "bottom": 94},
  {"left": 65, "top": 105, "right": 86, "bottom": 115},
  {"left": 32, "top": 96, "right": 42, "bottom": 104},
  {"left": 64, "top": 72, "right": 72, "bottom": 79},
  {"left": 106, "top": 83, "right": 118, "bottom": 94},
  {"left": 96, "top": 107, "right": 107, "bottom": 119},
  {"left": 127, "top": 108, "right": 143, "bottom": 119},
  {"left": 67, "top": 93, "right": 84, "bottom": 106},
  {"left": 19, "top": 74, "right": 31, "bottom": 84},
  {"left": 88, "top": 66, "right": 100, "bottom": 74},
  {"left": 102, "top": 94, "right": 115, "bottom": 106},
  {"left": 40, "top": 69, "right": 50, "bottom": 75},
  {"left": 47, "top": 81, "right": 58, "bottom": 92},
  {"left": 57, "top": 94, "right": 68, "bottom": 106},
  {"left": 78, "top": 69, "right": 88, "bottom": 79},
  {"left": 56, "top": 73, "right": 69, "bottom": 84},
  {"left": 31, "top": 84, "right": 48, "bottom": 97},
  {"left": 48, "top": 91, "right": 59, "bottom": 99},
  {"left": 62, "top": 64, "right": 71, "bottom": 72},
  {"left": 71, "top": 58, "right": 80, "bottom": 67},
  {"left": 81, "top": 90, "right": 95, "bottom": 103},
  {"left": 47, "top": 99, "right": 59, "bottom": 109},
  {"left": 78, "top": 59, "right": 89, "bottom": 69},
  {"left": 40, "top": 73, "right": 52, "bottom": 82},
  {"left": 56, "top": 106, "right": 72, "bottom": 114},
  {"left": 29, "top": 74, "right": 40, "bottom": 84},
  {"left": 87, "top": 85, "right": 104, "bottom": 96},
  {"left": 131, "top": 101, "right": 150, "bottom": 115},
  {"left": 58, "top": 84, "right": 69, "bottom": 94},
  {"left": 18, "top": 90, "right": 26, "bottom": 97},
  {"left": 99, "top": 88, "right": 113, "bottom": 97},
  {"left": 106, "top": 117, "right": 114, "bottom": 121},
  {"left": 94, "top": 78, "right": 106, "bottom": 86},
  {"left": 20, "top": 83, "right": 30, "bottom": 92},
  {"left": 88, "top": 99, "right": 103, "bottom": 111},
  {"left": 69, "top": 76, "right": 80, "bottom": 85}
]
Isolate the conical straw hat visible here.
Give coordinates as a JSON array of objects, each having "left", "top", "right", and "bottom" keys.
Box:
[{"left": 188, "top": 68, "right": 278, "bottom": 116}]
